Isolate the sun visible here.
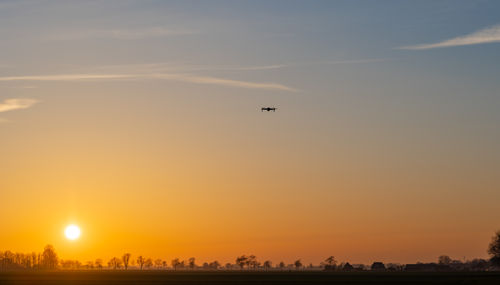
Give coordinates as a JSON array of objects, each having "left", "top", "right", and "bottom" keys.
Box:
[{"left": 64, "top": 224, "right": 81, "bottom": 240}]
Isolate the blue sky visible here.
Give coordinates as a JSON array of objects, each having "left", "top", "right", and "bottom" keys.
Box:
[{"left": 1, "top": 0, "right": 500, "bottom": 263}]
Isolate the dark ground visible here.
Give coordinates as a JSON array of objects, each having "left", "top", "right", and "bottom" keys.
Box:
[{"left": 1, "top": 271, "right": 500, "bottom": 285}]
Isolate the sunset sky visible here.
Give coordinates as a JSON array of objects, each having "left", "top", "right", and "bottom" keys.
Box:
[{"left": 1, "top": 0, "right": 500, "bottom": 265}]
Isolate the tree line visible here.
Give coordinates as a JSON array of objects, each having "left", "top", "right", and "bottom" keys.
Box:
[{"left": 2, "top": 231, "right": 500, "bottom": 271}]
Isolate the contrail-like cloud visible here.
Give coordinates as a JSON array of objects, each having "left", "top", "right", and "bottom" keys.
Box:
[
  {"left": 0, "top": 98, "right": 38, "bottom": 113},
  {"left": 398, "top": 25, "right": 500, "bottom": 50},
  {"left": 324, "top": 58, "right": 389, "bottom": 65},
  {"left": 92, "top": 58, "right": 388, "bottom": 74},
  {"left": 0, "top": 73, "right": 297, "bottom": 92},
  {"left": 0, "top": 74, "right": 134, "bottom": 81},
  {"left": 150, "top": 73, "right": 297, "bottom": 91}
]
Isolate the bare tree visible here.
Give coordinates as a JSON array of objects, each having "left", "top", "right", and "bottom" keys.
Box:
[
  {"left": 171, "top": 258, "right": 181, "bottom": 270},
  {"left": 209, "top": 261, "right": 220, "bottom": 270},
  {"left": 438, "top": 255, "right": 452, "bottom": 265},
  {"left": 137, "top": 256, "right": 146, "bottom": 270},
  {"left": 122, "top": 253, "right": 131, "bottom": 270},
  {"left": 323, "top": 256, "right": 337, "bottom": 270},
  {"left": 154, "top": 259, "right": 162, "bottom": 269},
  {"left": 41, "top": 245, "right": 58, "bottom": 270},
  {"left": 488, "top": 230, "right": 500, "bottom": 266},
  {"left": 31, "top": 252, "right": 38, "bottom": 269},
  {"left": 145, "top": 258, "right": 153, "bottom": 270},
  {"left": 263, "top": 260, "right": 272, "bottom": 271},
  {"left": 85, "top": 261, "right": 94, "bottom": 270},
  {"left": 294, "top": 259, "right": 302, "bottom": 270},
  {"left": 235, "top": 255, "right": 247, "bottom": 270},
  {"left": 188, "top": 257, "right": 196, "bottom": 270},
  {"left": 246, "top": 255, "right": 258, "bottom": 269},
  {"left": 95, "top": 259, "right": 103, "bottom": 270},
  {"left": 279, "top": 261, "right": 285, "bottom": 271},
  {"left": 324, "top": 256, "right": 336, "bottom": 266},
  {"left": 108, "top": 257, "right": 122, "bottom": 270}
]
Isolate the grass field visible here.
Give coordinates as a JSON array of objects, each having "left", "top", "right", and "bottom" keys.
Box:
[{"left": 1, "top": 271, "right": 500, "bottom": 285}]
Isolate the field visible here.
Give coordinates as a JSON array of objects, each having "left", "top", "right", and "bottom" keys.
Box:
[{"left": 1, "top": 271, "right": 500, "bottom": 285}]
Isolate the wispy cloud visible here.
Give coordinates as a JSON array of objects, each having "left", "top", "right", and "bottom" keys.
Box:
[
  {"left": 151, "top": 73, "right": 297, "bottom": 92},
  {"left": 0, "top": 74, "right": 135, "bottom": 81},
  {"left": 183, "top": 59, "right": 388, "bottom": 71},
  {"left": 184, "top": 64, "right": 289, "bottom": 71},
  {"left": 398, "top": 25, "right": 500, "bottom": 50},
  {"left": 47, "top": 27, "right": 197, "bottom": 40},
  {"left": 0, "top": 58, "right": 386, "bottom": 92},
  {"left": 323, "top": 58, "right": 390, "bottom": 65},
  {"left": 0, "top": 73, "right": 297, "bottom": 92},
  {"left": 92, "top": 58, "right": 388, "bottom": 74},
  {"left": 0, "top": 98, "right": 38, "bottom": 113}
]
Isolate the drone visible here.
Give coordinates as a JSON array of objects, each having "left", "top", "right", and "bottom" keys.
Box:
[{"left": 261, "top": 107, "right": 277, "bottom": 112}]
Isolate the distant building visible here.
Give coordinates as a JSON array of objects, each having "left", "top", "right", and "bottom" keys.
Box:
[
  {"left": 371, "top": 262, "right": 386, "bottom": 271},
  {"left": 342, "top": 262, "right": 354, "bottom": 272}
]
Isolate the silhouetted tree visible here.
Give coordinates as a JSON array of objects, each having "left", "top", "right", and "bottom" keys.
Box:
[
  {"left": 263, "top": 260, "right": 272, "bottom": 271},
  {"left": 246, "top": 255, "right": 258, "bottom": 269},
  {"left": 60, "top": 259, "right": 82, "bottom": 269},
  {"left": 122, "top": 253, "right": 131, "bottom": 270},
  {"left": 324, "top": 256, "right": 336, "bottom": 266},
  {"left": 136, "top": 256, "right": 146, "bottom": 270},
  {"left": 171, "top": 258, "right": 181, "bottom": 270},
  {"left": 279, "top": 261, "right": 285, "bottom": 270},
  {"left": 154, "top": 259, "right": 162, "bottom": 269},
  {"left": 85, "top": 261, "right": 94, "bottom": 269},
  {"left": 41, "top": 245, "right": 58, "bottom": 270},
  {"left": 31, "top": 252, "right": 38, "bottom": 269},
  {"left": 470, "top": 258, "right": 489, "bottom": 271},
  {"left": 145, "top": 258, "right": 153, "bottom": 270},
  {"left": 95, "top": 259, "right": 103, "bottom": 270},
  {"left": 108, "top": 257, "right": 122, "bottom": 270},
  {"left": 438, "top": 255, "right": 452, "bottom": 265},
  {"left": 294, "top": 259, "right": 302, "bottom": 270},
  {"left": 209, "top": 261, "right": 220, "bottom": 270},
  {"left": 488, "top": 230, "right": 500, "bottom": 267},
  {"left": 235, "top": 255, "right": 247, "bottom": 269},
  {"left": 188, "top": 257, "right": 196, "bottom": 269},
  {"left": 322, "top": 256, "right": 337, "bottom": 270}
]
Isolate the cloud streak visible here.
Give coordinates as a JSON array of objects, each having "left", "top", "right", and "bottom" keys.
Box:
[
  {"left": 398, "top": 25, "right": 500, "bottom": 50},
  {"left": 0, "top": 73, "right": 297, "bottom": 92},
  {"left": 0, "top": 98, "right": 38, "bottom": 113},
  {"left": 151, "top": 73, "right": 297, "bottom": 91},
  {"left": 93, "top": 58, "right": 388, "bottom": 74},
  {"left": 0, "top": 74, "right": 134, "bottom": 81}
]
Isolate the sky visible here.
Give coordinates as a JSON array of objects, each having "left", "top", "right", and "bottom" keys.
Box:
[{"left": 1, "top": 0, "right": 500, "bottom": 265}]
